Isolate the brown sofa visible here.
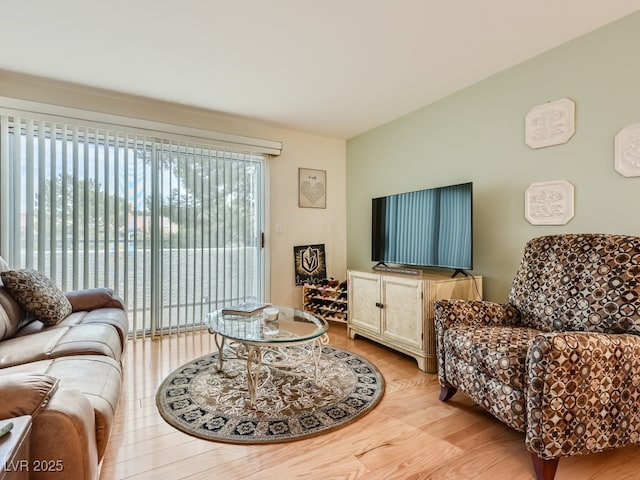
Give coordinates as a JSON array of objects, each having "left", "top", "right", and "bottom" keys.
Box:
[{"left": 0, "top": 265, "right": 128, "bottom": 480}]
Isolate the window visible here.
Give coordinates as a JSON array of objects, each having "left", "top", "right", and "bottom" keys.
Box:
[{"left": 0, "top": 112, "right": 266, "bottom": 338}]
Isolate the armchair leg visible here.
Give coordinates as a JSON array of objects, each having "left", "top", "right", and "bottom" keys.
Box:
[
  {"left": 530, "top": 453, "right": 559, "bottom": 480},
  {"left": 439, "top": 385, "right": 457, "bottom": 402}
]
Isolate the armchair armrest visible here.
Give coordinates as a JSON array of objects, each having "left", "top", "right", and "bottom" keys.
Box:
[
  {"left": 65, "top": 288, "right": 125, "bottom": 312},
  {"left": 526, "top": 331, "right": 640, "bottom": 460},
  {"left": 434, "top": 299, "right": 520, "bottom": 330},
  {"left": 435, "top": 299, "right": 520, "bottom": 387}
]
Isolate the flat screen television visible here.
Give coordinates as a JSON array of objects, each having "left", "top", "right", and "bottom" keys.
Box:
[{"left": 371, "top": 182, "right": 473, "bottom": 273}]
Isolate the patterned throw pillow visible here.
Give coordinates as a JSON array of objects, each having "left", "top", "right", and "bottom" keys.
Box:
[{"left": 0, "top": 270, "right": 72, "bottom": 326}]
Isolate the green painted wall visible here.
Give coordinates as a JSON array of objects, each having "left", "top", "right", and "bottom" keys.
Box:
[{"left": 346, "top": 11, "right": 640, "bottom": 302}]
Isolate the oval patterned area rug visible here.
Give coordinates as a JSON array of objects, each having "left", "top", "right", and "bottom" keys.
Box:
[{"left": 156, "top": 345, "right": 385, "bottom": 444}]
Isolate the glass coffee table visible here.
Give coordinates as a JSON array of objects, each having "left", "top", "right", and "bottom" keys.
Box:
[{"left": 204, "top": 305, "right": 329, "bottom": 408}]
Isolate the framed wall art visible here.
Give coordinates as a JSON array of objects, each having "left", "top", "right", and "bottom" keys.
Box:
[
  {"left": 525, "top": 97, "right": 575, "bottom": 149},
  {"left": 524, "top": 180, "right": 574, "bottom": 225},
  {"left": 293, "top": 244, "right": 326, "bottom": 285},
  {"left": 299, "top": 168, "right": 326, "bottom": 208}
]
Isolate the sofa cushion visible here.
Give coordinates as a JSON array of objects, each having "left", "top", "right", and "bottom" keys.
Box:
[
  {"left": 49, "top": 323, "right": 123, "bottom": 360},
  {"left": 444, "top": 325, "right": 540, "bottom": 391},
  {"left": 0, "top": 287, "right": 25, "bottom": 340},
  {"left": 1, "top": 270, "right": 72, "bottom": 325},
  {"left": 14, "top": 308, "right": 129, "bottom": 352},
  {"left": 44, "top": 355, "right": 123, "bottom": 459},
  {"left": 0, "top": 328, "right": 69, "bottom": 367},
  {"left": 15, "top": 308, "right": 129, "bottom": 345},
  {"left": 0, "top": 372, "right": 59, "bottom": 419},
  {"left": 68, "top": 309, "right": 129, "bottom": 346},
  {"left": 0, "top": 324, "right": 124, "bottom": 368}
]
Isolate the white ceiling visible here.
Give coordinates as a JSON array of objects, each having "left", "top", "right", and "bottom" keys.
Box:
[{"left": 2, "top": 1, "right": 640, "bottom": 139}]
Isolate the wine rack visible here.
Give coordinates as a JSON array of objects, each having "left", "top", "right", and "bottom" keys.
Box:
[{"left": 302, "top": 279, "right": 347, "bottom": 324}]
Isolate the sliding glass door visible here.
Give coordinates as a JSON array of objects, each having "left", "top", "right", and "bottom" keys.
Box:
[{"left": 0, "top": 113, "right": 265, "bottom": 338}]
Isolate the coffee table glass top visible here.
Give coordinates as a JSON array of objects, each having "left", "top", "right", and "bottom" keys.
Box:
[{"left": 205, "top": 305, "right": 328, "bottom": 344}]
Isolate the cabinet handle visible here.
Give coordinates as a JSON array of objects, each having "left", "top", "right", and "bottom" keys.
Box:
[{"left": 375, "top": 302, "right": 383, "bottom": 309}]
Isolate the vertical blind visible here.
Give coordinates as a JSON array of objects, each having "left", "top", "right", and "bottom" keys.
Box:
[{"left": 0, "top": 113, "right": 265, "bottom": 338}]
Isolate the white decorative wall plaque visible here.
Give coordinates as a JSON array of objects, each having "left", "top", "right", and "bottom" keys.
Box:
[
  {"left": 525, "top": 180, "right": 574, "bottom": 225},
  {"left": 614, "top": 123, "right": 640, "bottom": 177},
  {"left": 525, "top": 98, "right": 575, "bottom": 149}
]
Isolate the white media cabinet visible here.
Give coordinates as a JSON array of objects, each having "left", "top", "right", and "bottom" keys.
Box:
[{"left": 347, "top": 269, "right": 482, "bottom": 373}]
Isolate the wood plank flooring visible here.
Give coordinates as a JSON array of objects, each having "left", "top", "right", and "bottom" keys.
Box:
[{"left": 100, "top": 323, "right": 639, "bottom": 480}]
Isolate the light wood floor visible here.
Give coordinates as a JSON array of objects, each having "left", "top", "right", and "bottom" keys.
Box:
[{"left": 100, "top": 323, "right": 638, "bottom": 480}]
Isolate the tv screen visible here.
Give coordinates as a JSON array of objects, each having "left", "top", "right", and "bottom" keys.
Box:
[{"left": 371, "top": 182, "right": 473, "bottom": 271}]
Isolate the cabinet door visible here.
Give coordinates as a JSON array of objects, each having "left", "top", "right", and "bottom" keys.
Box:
[
  {"left": 381, "top": 275, "right": 423, "bottom": 351},
  {"left": 348, "top": 271, "right": 381, "bottom": 335}
]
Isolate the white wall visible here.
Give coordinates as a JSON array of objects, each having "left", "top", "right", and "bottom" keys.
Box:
[
  {"left": 0, "top": 71, "right": 347, "bottom": 308},
  {"left": 268, "top": 131, "right": 346, "bottom": 306}
]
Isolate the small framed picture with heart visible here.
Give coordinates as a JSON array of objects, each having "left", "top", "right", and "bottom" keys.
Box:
[{"left": 298, "top": 168, "right": 326, "bottom": 208}]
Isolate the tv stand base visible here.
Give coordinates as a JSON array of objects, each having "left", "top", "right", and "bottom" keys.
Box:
[{"left": 451, "top": 269, "right": 470, "bottom": 278}]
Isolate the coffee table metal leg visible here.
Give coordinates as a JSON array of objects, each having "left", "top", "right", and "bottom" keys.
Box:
[
  {"left": 214, "top": 334, "right": 226, "bottom": 371},
  {"left": 311, "top": 333, "right": 329, "bottom": 385},
  {"left": 246, "top": 345, "right": 262, "bottom": 408}
]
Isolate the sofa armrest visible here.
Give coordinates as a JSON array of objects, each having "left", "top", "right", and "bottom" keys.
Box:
[
  {"left": 65, "top": 288, "right": 125, "bottom": 312},
  {"left": 526, "top": 331, "right": 640, "bottom": 460},
  {"left": 0, "top": 373, "right": 59, "bottom": 420},
  {"left": 30, "top": 387, "right": 99, "bottom": 480}
]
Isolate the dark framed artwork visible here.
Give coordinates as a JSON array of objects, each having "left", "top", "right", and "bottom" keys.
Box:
[
  {"left": 298, "top": 168, "right": 326, "bottom": 208},
  {"left": 293, "top": 244, "right": 326, "bottom": 285}
]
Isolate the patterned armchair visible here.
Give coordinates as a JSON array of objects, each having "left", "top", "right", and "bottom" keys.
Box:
[{"left": 435, "top": 234, "right": 640, "bottom": 480}]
